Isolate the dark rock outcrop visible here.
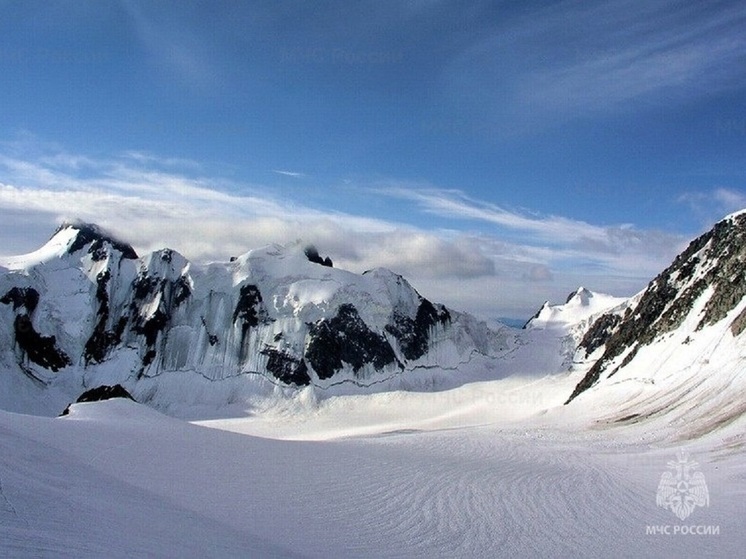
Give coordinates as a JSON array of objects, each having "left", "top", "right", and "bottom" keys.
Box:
[
  {"left": 577, "top": 313, "right": 622, "bottom": 358},
  {"left": 130, "top": 267, "right": 192, "bottom": 368},
  {"left": 13, "top": 315, "right": 71, "bottom": 372},
  {"left": 75, "top": 384, "right": 134, "bottom": 403},
  {"left": 63, "top": 222, "right": 138, "bottom": 260},
  {"left": 306, "top": 304, "right": 401, "bottom": 380},
  {"left": 0, "top": 287, "right": 39, "bottom": 313},
  {"left": 60, "top": 384, "right": 135, "bottom": 415},
  {"left": 233, "top": 284, "right": 271, "bottom": 361},
  {"left": 84, "top": 270, "right": 126, "bottom": 364},
  {"left": 386, "top": 299, "right": 451, "bottom": 361},
  {"left": 261, "top": 348, "right": 311, "bottom": 386},
  {"left": 233, "top": 284, "right": 268, "bottom": 329},
  {"left": 304, "top": 245, "right": 333, "bottom": 267},
  {"left": 2, "top": 287, "right": 70, "bottom": 372}
]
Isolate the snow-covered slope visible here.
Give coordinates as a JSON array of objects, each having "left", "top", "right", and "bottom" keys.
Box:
[
  {"left": 565, "top": 211, "right": 746, "bottom": 436},
  {"left": 1, "top": 397, "right": 743, "bottom": 558},
  {"left": 0, "top": 222, "right": 511, "bottom": 415}
]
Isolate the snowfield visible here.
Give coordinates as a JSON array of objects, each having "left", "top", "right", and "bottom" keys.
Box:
[{"left": 1, "top": 381, "right": 744, "bottom": 558}]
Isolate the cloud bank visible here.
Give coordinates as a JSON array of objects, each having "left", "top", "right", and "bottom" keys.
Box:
[{"left": 0, "top": 141, "right": 689, "bottom": 318}]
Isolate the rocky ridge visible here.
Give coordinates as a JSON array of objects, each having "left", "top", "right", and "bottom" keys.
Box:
[
  {"left": 567, "top": 210, "right": 746, "bottom": 403},
  {"left": 0, "top": 222, "right": 508, "bottom": 414}
]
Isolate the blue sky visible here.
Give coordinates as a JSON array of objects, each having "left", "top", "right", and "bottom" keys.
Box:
[{"left": 1, "top": 0, "right": 746, "bottom": 319}]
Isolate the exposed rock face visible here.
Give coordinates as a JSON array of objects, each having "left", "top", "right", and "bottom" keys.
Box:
[
  {"left": 129, "top": 250, "right": 193, "bottom": 370},
  {"left": 1, "top": 287, "right": 70, "bottom": 371},
  {"left": 12, "top": 315, "right": 71, "bottom": 372},
  {"left": 63, "top": 222, "right": 138, "bottom": 260},
  {"left": 303, "top": 245, "right": 333, "bottom": 267},
  {"left": 75, "top": 384, "right": 135, "bottom": 403},
  {"left": 386, "top": 299, "right": 451, "bottom": 361},
  {"left": 0, "top": 287, "right": 39, "bottom": 313},
  {"left": 233, "top": 284, "right": 270, "bottom": 335},
  {"left": 261, "top": 347, "right": 311, "bottom": 385},
  {"left": 84, "top": 270, "right": 128, "bottom": 364},
  {"left": 306, "top": 304, "right": 401, "bottom": 380},
  {"left": 567, "top": 212, "right": 746, "bottom": 403},
  {"left": 576, "top": 313, "right": 622, "bottom": 359},
  {"left": 60, "top": 384, "right": 135, "bottom": 416}
]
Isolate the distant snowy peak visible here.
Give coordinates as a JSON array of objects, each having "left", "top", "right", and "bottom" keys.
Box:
[
  {"left": 1, "top": 221, "right": 137, "bottom": 270},
  {"left": 567, "top": 211, "right": 746, "bottom": 403},
  {"left": 524, "top": 286, "right": 626, "bottom": 331},
  {"left": 565, "top": 286, "right": 592, "bottom": 305}
]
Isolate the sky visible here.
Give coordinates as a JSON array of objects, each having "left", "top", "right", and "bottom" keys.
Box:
[{"left": 1, "top": 0, "right": 745, "bottom": 320}]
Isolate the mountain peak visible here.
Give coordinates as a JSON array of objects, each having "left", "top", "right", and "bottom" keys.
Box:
[
  {"left": 722, "top": 207, "right": 746, "bottom": 223},
  {"left": 565, "top": 286, "right": 592, "bottom": 305},
  {"left": 54, "top": 221, "right": 138, "bottom": 260},
  {"left": 524, "top": 288, "right": 624, "bottom": 331}
]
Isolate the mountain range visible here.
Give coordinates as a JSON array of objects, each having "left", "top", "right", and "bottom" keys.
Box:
[
  {"left": 2, "top": 214, "right": 746, "bottom": 557},
  {"left": 2, "top": 212, "right": 746, "bottom": 432},
  {"left": 0, "top": 221, "right": 508, "bottom": 416}
]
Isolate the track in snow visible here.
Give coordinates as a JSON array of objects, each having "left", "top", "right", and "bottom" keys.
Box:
[{"left": 1, "top": 400, "right": 743, "bottom": 558}]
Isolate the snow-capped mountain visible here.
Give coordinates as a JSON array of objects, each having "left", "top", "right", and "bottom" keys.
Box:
[
  {"left": 565, "top": 210, "right": 746, "bottom": 435},
  {"left": 524, "top": 286, "right": 627, "bottom": 335},
  {"left": 5, "top": 210, "right": 746, "bottom": 430},
  {"left": 520, "top": 286, "right": 627, "bottom": 372},
  {"left": 0, "top": 222, "right": 509, "bottom": 415}
]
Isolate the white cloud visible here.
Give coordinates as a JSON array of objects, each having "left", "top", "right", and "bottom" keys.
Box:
[
  {"left": 678, "top": 187, "right": 746, "bottom": 226},
  {"left": 333, "top": 232, "right": 496, "bottom": 279},
  {"left": 121, "top": 2, "right": 217, "bottom": 91},
  {"left": 378, "top": 185, "right": 685, "bottom": 275},
  {"left": 0, "top": 147, "right": 494, "bottom": 277},
  {"left": 120, "top": 150, "right": 202, "bottom": 170},
  {"left": 0, "top": 143, "right": 684, "bottom": 318},
  {"left": 516, "top": 28, "right": 745, "bottom": 115},
  {"left": 523, "top": 264, "right": 553, "bottom": 282},
  {"left": 272, "top": 170, "right": 307, "bottom": 178},
  {"left": 380, "top": 186, "right": 605, "bottom": 243}
]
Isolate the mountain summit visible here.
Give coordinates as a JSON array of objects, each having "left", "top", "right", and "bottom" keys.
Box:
[{"left": 54, "top": 221, "right": 139, "bottom": 260}]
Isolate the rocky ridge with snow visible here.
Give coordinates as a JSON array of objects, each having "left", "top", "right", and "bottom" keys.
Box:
[
  {"left": 0, "top": 222, "right": 509, "bottom": 414},
  {"left": 568, "top": 211, "right": 746, "bottom": 401},
  {"left": 557, "top": 211, "right": 746, "bottom": 438}
]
